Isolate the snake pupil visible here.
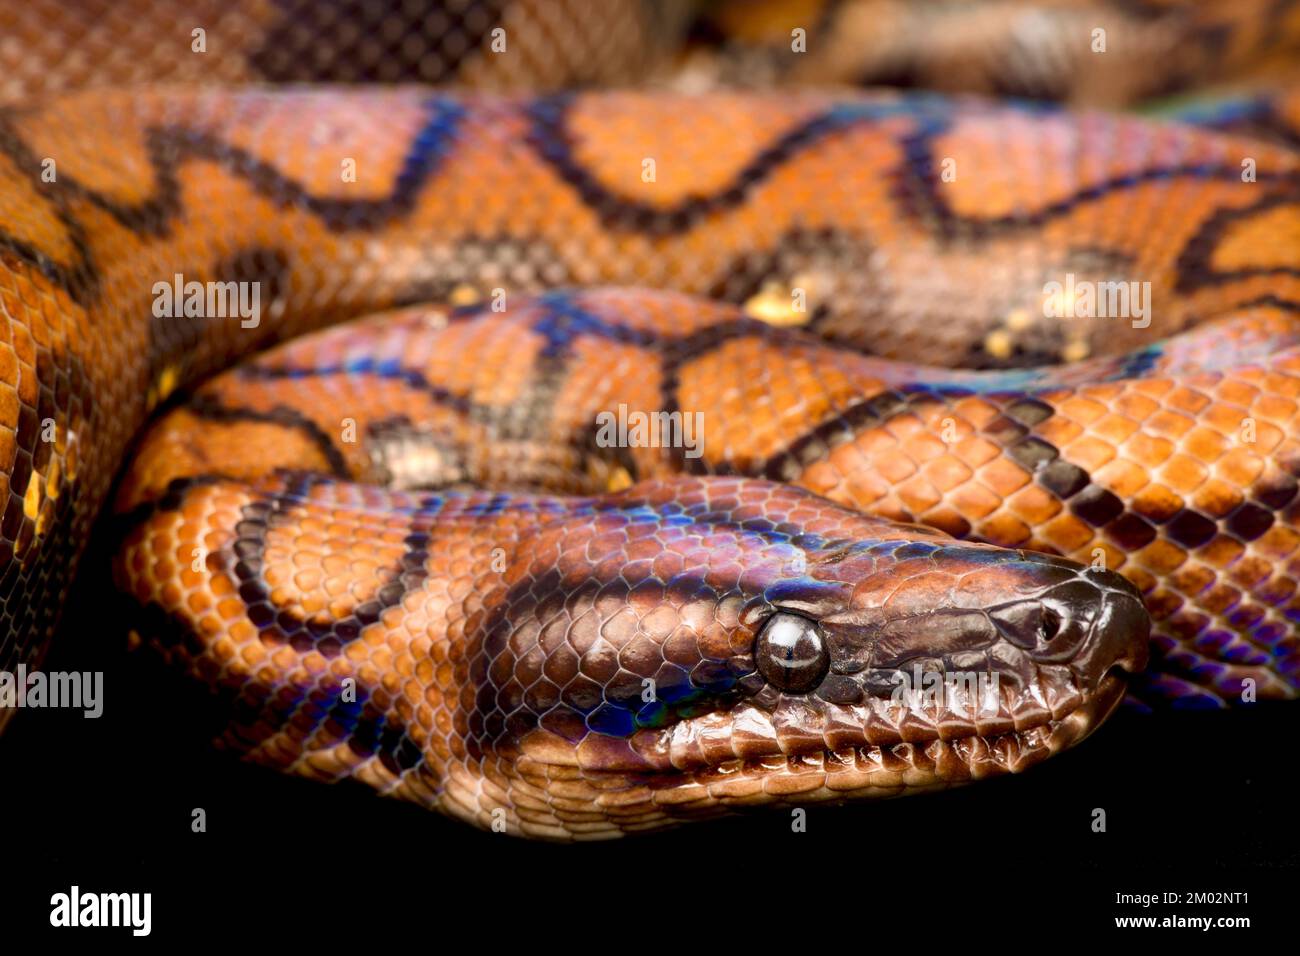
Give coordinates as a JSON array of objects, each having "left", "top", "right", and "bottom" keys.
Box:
[
  {"left": 754, "top": 612, "right": 831, "bottom": 694},
  {"left": 1039, "top": 608, "right": 1062, "bottom": 642}
]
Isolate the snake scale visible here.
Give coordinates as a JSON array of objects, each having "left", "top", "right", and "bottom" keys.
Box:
[{"left": 1, "top": 1, "right": 1298, "bottom": 839}]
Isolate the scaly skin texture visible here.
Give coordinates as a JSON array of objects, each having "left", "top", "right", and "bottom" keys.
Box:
[
  {"left": 119, "top": 291, "right": 1300, "bottom": 706},
  {"left": 698, "top": 0, "right": 1300, "bottom": 107},
  {"left": 114, "top": 471, "right": 1147, "bottom": 839},
  {"left": 0, "top": 88, "right": 1293, "bottom": 834},
  {"left": 0, "top": 0, "right": 696, "bottom": 99}
]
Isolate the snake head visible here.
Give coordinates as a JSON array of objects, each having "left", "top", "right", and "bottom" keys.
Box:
[{"left": 469, "top": 477, "right": 1148, "bottom": 838}]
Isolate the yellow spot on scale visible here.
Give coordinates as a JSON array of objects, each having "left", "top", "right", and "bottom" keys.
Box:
[
  {"left": 448, "top": 284, "right": 482, "bottom": 307},
  {"left": 157, "top": 365, "right": 179, "bottom": 399},
  {"left": 744, "top": 281, "right": 809, "bottom": 327},
  {"left": 147, "top": 365, "right": 181, "bottom": 410},
  {"left": 23, "top": 476, "right": 41, "bottom": 522},
  {"left": 1063, "top": 339, "right": 1091, "bottom": 363},
  {"left": 1005, "top": 308, "right": 1033, "bottom": 332},
  {"left": 984, "top": 329, "right": 1013, "bottom": 359},
  {"left": 605, "top": 466, "right": 633, "bottom": 493},
  {"left": 45, "top": 458, "right": 60, "bottom": 501},
  {"left": 63, "top": 430, "right": 79, "bottom": 481}
]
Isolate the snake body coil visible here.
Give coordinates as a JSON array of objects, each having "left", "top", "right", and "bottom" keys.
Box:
[{"left": 1, "top": 83, "right": 1298, "bottom": 837}]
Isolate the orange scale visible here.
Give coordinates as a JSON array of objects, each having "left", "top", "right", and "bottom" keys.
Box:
[
  {"left": 1170, "top": 563, "right": 1217, "bottom": 597},
  {"left": 237, "top": 637, "right": 267, "bottom": 666},
  {"left": 210, "top": 638, "right": 238, "bottom": 665},
  {"left": 1197, "top": 582, "right": 1245, "bottom": 617},
  {"left": 953, "top": 435, "right": 1001, "bottom": 469},
  {"left": 1251, "top": 392, "right": 1298, "bottom": 422},
  {"left": 1258, "top": 575, "right": 1300, "bottom": 606},
  {"left": 1254, "top": 523, "right": 1300, "bottom": 562},
  {"left": 842, "top": 473, "right": 893, "bottom": 510},
  {"left": 1166, "top": 384, "right": 1215, "bottom": 416},
  {"left": 1200, "top": 402, "right": 1256, "bottom": 437},
  {"left": 895, "top": 476, "right": 943, "bottom": 516},
  {"left": 1227, "top": 556, "right": 1275, "bottom": 591},
  {"left": 1244, "top": 420, "right": 1288, "bottom": 458},
  {"left": 919, "top": 506, "right": 971, "bottom": 538},
  {"left": 920, "top": 455, "right": 973, "bottom": 492},
  {"left": 1215, "top": 447, "right": 1266, "bottom": 487},
  {"left": 968, "top": 458, "right": 1028, "bottom": 504},
  {"left": 976, "top": 513, "right": 1032, "bottom": 548},
  {"left": 852, "top": 427, "right": 905, "bottom": 459},
  {"left": 1158, "top": 453, "right": 1210, "bottom": 494},
  {"left": 210, "top": 571, "right": 237, "bottom": 599},
  {"left": 213, "top": 590, "right": 248, "bottom": 621},
  {"left": 1061, "top": 435, "right": 1118, "bottom": 473},
  {"left": 898, "top": 428, "right": 948, "bottom": 461},
  {"left": 1130, "top": 481, "right": 1185, "bottom": 523},
  {"left": 1004, "top": 483, "right": 1063, "bottom": 525},
  {"left": 1113, "top": 390, "right": 1161, "bottom": 422},
  {"left": 948, "top": 478, "right": 1003, "bottom": 520},
  {"left": 1215, "top": 378, "right": 1262, "bottom": 408},
  {"left": 1141, "top": 406, "right": 1197, "bottom": 440},
  {"left": 932, "top": 408, "right": 979, "bottom": 444},
  {"left": 1263, "top": 365, "right": 1300, "bottom": 398},
  {"left": 342, "top": 641, "right": 372, "bottom": 665},
  {"left": 184, "top": 589, "right": 213, "bottom": 616},
  {"left": 1092, "top": 458, "right": 1151, "bottom": 498},
  {"left": 1122, "top": 429, "right": 1175, "bottom": 467},
  {"left": 1039, "top": 514, "right": 1096, "bottom": 554},
  {"left": 1182, "top": 426, "right": 1232, "bottom": 462},
  {"left": 1090, "top": 412, "right": 1142, "bottom": 445},
  {"left": 1198, "top": 536, "right": 1247, "bottom": 569}
]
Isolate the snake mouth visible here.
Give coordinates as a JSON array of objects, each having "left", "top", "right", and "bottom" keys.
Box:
[
  {"left": 720, "top": 668, "right": 1133, "bottom": 794},
  {"left": 624, "top": 662, "right": 1134, "bottom": 790},
  {"left": 513, "top": 667, "right": 1134, "bottom": 839}
]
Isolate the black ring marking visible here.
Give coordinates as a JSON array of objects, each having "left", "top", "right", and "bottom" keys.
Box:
[
  {"left": 1172, "top": 191, "right": 1300, "bottom": 294},
  {"left": 188, "top": 395, "right": 352, "bottom": 478},
  {"left": 0, "top": 96, "right": 464, "bottom": 306},
  {"left": 229, "top": 472, "right": 437, "bottom": 658}
]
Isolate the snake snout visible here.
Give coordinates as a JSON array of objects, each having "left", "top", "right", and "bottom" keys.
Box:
[
  {"left": 1075, "top": 567, "right": 1151, "bottom": 686},
  {"left": 990, "top": 557, "right": 1150, "bottom": 691}
]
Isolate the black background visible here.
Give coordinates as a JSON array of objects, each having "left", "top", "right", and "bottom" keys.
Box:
[{"left": 1, "top": 528, "right": 1294, "bottom": 942}]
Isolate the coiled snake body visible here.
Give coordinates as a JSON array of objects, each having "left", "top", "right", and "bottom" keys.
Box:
[{"left": 2, "top": 9, "right": 1300, "bottom": 838}]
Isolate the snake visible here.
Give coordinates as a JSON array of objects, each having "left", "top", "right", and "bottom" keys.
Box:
[{"left": 1, "top": 1, "right": 1298, "bottom": 839}]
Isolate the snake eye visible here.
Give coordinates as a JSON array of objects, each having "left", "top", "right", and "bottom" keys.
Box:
[
  {"left": 1039, "top": 607, "right": 1062, "bottom": 643},
  {"left": 754, "top": 612, "right": 830, "bottom": 694}
]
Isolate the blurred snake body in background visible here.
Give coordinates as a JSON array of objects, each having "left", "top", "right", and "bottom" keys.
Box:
[{"left": 0, "top": 1, "right": 1298, "bottom": 838}]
